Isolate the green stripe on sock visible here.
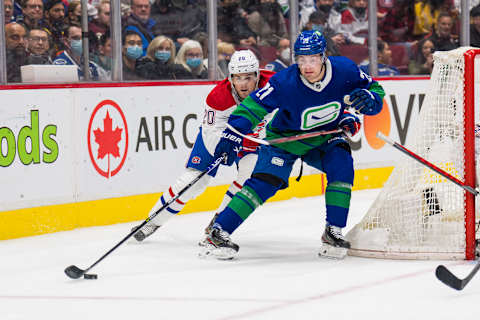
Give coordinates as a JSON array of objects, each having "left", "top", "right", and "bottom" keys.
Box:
[
  {"left": 227, "top": 186, "right": 264, "bottom": 220},
  {"left": 326, "top": 182, "right": 352, "bottom": 209}
]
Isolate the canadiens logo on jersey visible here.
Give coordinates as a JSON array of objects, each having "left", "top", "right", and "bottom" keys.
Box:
[
  {"left": 192, "top": 156, "right": 201, "bottom": 164},
  {"left": 301, "top": 102, "right": 342, "bottom": 130}
]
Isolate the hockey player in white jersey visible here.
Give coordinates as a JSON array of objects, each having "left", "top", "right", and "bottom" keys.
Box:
[{"left": 132, "top": 50, "right": 275, "bottom": 241}]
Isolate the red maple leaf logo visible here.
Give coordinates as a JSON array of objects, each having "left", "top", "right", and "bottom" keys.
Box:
[{"left": 93, "top": 111, "right": 123, "bottom": 177}]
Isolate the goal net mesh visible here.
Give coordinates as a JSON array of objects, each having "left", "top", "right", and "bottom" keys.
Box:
[{"left": 347, "top": 47, "right": 479, "bottom": 260}]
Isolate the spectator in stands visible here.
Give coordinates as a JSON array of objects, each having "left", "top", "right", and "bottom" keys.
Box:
[
  {"left": 247, "top": 0, "right": 288, "bottom": 46},
  {"left": 175, "top": 39, "right": 208, "bottom": 79},
  {"left": 121, "top": 30, "right": 145, "bottom": 80},
  {"left": 304, "top": 10, "right": 342, "bottom": 56},
  {"left": 264, "top": 37, "right": 291, "bottom": 72},
  {"left": 91, "top": 32, "right": 112, "bottom": 76},
  {"left": 123, "top": 0, "right": 157, "bottom": 56},
  {"left": 299, "top": 0, "right": 342, "bottom": 32},
  {"left": 471, "top": 5, "right": 480, "bottom": 47},
  {"left": 426, "top": 12, "right": 459, "bottom": 51},
  {"left": 44, "top": 0, "right": 68, "bottom": 54},
  {"left": 379, "top": 0, "right": 415, "bottom": 43},
  {"left": 53, "top": 25, "right": 108, "bottom": 81},
  {"left": 193, "top": 31, "right": 208, "bottom": 61},
  {"left": 217, "top": 0, "right": 257, "bottom": 46},
  {"left": 17, "top": 0, "right": 46, "bottom": 31},
  {"left": 150, "top": 0, "right": 206, "bottom": 48},
  {"left": 340, "top": 0, "right": 368, "bottom": 45},
  {"left": 216, "top": 41, "right": 236, "bottom": 79},
  {"left": 359, "top": 39, "right": 400, "bottom": 76},
  {"left": 5, "top": 0, "right": 15, "bottom": 23},
  {"left": 26, "top": 28, "right": 52, "bottom": 64},
  {"left": 413, "top": 0, "right": 454, "bottom": 40},
  {"left": 408, "top": 38, "right": 435, "bottom": 75},
  {"left": 5, "top": 22, "right": 27, "bottom": 82},
  {"left": 136, "top": 35, "right": 190, "bottom": 80},
  {"left": 65, "top": 0, "right": 82, "bottom": 26},
  {"left": 89, "top": 1, "right": 110, "bottom": 42}
]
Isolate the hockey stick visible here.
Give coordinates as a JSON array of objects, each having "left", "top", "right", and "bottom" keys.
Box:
[
  {"left": 435, "top": 263, "right": 480, "bottom": 291},
  {"left": 377, "top": 132, "right": 479, "bottom": 196},
  {"left": 377, "top": 132, "right": 480, "bottom": 290},
  {"left": 226, "top": 124, "right": 342, "bottom": 145},
  {"left": 64, "top": 155, "right": 226, "bottom": 280}
]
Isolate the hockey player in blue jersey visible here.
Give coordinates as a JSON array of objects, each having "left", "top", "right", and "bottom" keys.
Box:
[{"left": 200, "top": 30, "right": 385, "bottom": 260}]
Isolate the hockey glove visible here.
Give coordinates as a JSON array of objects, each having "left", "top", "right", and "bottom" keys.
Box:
[
  {"left": 214, "top": 127, "right": 243, "bottom": 166},
  {"left": 338, "top": 110, "right": 361, "bottom": 138},
  {"left": 242, "top": 133, "right": 259, "bottom": 152},
  {"left": 347, "top": 88, "right": 382, "bottom": 115}
]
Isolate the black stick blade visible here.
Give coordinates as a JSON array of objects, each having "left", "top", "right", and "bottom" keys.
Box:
[
  {"left": 435, "top": 265, "right": 464, "bottom": 290},
  {"left": 65, "top": 265, "right": 85, "bottom": 279}
]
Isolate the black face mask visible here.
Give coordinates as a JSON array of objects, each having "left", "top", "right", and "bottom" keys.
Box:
[
  {"left": 317, "top": 4, "right": 332, "bottom": 13},
  {"left": 354, "top": 7, "right": 366, "bottom": 16}
]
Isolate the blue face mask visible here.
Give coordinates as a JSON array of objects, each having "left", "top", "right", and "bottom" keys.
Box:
[
  {"left": 186, "top": 57, "right": 202, "bottom": 69},
  {"left": 70, "top": 39, "right": 83, "bottom": 56},
  {"left": 311, "top": 24, "right": 324, "bottom": 33},
  {"left": 155, "top": 50, "right": 171, "bottom": 63},
  {"left": 126, "top": 45, "right": 143, "bottom": 60}
]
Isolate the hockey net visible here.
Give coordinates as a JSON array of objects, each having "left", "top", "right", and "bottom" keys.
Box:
[{"left": 347, "top": 47, "right": 480, "bottom": 260}]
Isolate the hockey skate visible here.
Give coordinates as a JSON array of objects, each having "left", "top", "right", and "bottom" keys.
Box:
[
  {"left": 318, "top": 225, "right": 351, "bottom": 259},
  {"left": 131, "top": 223, "right": 160, "bottom": 242},
  {"left": 199, "top": 224, "right": 239, "bottom": 260},
  {"left": 204, "top": 213, "right": 219, "bottom": 235}
]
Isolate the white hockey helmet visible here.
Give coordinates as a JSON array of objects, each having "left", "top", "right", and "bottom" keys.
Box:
[{"left": 228, "top": 50, "right": 259, "bottom": 77}]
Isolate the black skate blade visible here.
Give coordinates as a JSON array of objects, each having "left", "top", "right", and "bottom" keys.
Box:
[
  {"left": 435, "top": 265, "right": 463, "bottom": 290},
  {"left": 65, "top": 265, "right": 85, "bottom": 279}
]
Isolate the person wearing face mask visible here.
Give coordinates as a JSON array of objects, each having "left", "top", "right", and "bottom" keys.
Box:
[
  {"left": 299, "top": 0, "right": 341, "bottom": 32},
  {"left": 135, "top": 35, "right": 190, "bottom": 79},
  {"left": 340, "top": 0, "right": 369, "bottom": 45},
  {"left": 264, "top": 38, "right": 291, "bottom": 72},
  {"left": 174, "top": 40, "right": 208, "bottom": 79},
  {"left": 119, "top": 30, "right": 145, "bottom": 80},
  {"left": 53, "top": 25, "right": 108, "bottom": 81}
]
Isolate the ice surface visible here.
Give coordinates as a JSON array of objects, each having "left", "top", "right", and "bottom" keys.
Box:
[{"left": 0, "top": 189, "right": 477, "bottom": 320}]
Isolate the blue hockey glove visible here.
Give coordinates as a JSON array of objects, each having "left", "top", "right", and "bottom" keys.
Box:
[
  {"left": 338, "top": 110, "right": 361, "bottom": 137},
  {"left": 347, "top": 88, "right": 382, "bottom": 115},
  {"left": 214, "top": 127, "right": 243, "bottom": 166}
]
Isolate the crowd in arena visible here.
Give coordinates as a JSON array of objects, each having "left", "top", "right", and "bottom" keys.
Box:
[{"left": 3, "top": 0, "right": 480, "bottom": 83}]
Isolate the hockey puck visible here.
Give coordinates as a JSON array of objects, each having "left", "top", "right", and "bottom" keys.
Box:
[{"left": 83, "top": 273, "right": 98, "bottom": 280}]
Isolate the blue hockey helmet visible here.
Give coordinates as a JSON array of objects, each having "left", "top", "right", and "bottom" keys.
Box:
[{"left": 293, "top": 30, "right": 327, "bottom": 57}]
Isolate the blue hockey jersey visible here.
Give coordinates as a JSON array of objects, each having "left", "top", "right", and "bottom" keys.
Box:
[{"left": 228, "top": 56, "right": 385, "bottom": 155}]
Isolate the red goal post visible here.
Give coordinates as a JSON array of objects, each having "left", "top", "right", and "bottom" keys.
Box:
[{"left": 347, "top": 47, "right": 480, "bottom": 260}]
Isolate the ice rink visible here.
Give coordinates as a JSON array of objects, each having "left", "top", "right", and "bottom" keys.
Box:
[{"left": 0, "top": 188, "right": 478, "bottom": 320}]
